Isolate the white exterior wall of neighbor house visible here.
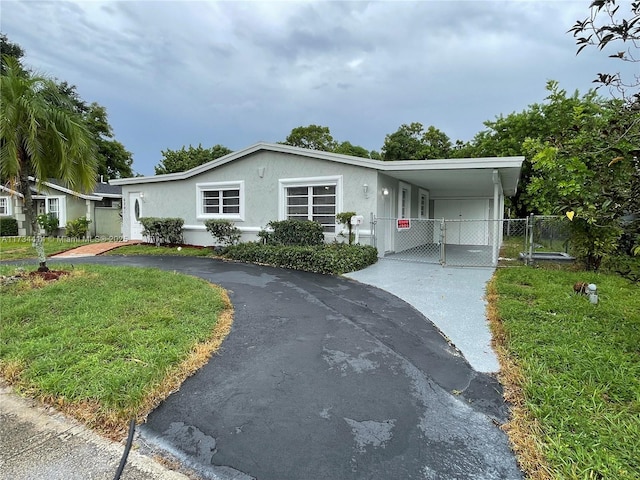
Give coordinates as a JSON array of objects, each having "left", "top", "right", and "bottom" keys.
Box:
[{"left": 120, "top": 151, "right": 380, "bottom": 245}]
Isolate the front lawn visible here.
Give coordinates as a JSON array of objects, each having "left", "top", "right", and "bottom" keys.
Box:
[
  {"left": 0, "top": 264, "right": 232, "bottom": 439},
  {"left": 489, "top": 266, "right": 640, "bottom": 479},
  {"left": 0, "top": 237, "right": 92, "bottom": 260}
]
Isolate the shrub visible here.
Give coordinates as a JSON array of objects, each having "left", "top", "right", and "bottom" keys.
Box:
[
  {"left": 225, "top": 242, "right": 378, "bottom": 274},
  {"left": 204, "top": 219, "right": 241, "bottom": 246},
  {"left": 65, "top": 217, "right": 92, "bottom": 238},
  {"left": 336, "top": 211, "right": 357, "bottom": 244},
  {"left": 0, "top": 217, "right": 18, "bottom": 236},
  {"left": 139, "top": 217, "right": 184, "bottom": 246},
  {"left": 261, "top": 220, "right": 324, "bottom": 246},
  {"left": 37, "top": 213, "right": 59, "bottom": 236}
]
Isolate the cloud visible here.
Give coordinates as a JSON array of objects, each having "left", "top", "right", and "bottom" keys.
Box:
[{"left": 2, "top": 0, "right": 635, "bottom": 174}]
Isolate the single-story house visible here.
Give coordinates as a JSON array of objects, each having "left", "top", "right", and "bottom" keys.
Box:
[
  {"left": 0, "top": 177, "right": 123, "bottom": 237},
  {"left": 111, "top": 143, "right": 524, "bottom": 266}
]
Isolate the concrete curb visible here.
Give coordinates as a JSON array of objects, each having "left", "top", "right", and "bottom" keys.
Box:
[{"left": 0, "top": 385, "right": 194, "bottom": 480}]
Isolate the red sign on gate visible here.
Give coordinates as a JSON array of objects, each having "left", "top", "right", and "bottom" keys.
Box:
[{"left": 397, "top": 219, "right": 411, "bottom": 230}]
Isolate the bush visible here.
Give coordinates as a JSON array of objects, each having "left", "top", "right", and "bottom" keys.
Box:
[
  {"left": 0, "top": 217, "right": 18, "bottom": 236},
  {"left": 204, "top": 219, "right": 241, "bottom": 246},
  {"left": 225, "top": 242, "right": 378, "bottom": 274},
  {"left": 139, "top": 217, "right": 184, "bottom": 246},
  {"left": 260, "top": 220, "right": 325, "bottom": 246},
  {"left": 37, "top": 213, "right": 59, "bottom": 236},
  {"left": 65, "top": 217, "right": 92, "bottom": 238},
  {"left": 336, "top": 211, "right": 357, "bottom": 244}
]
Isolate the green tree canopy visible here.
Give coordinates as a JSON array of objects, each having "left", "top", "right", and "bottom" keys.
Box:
[
  {"left": 381, "top": 122, "right": 452, "bottom": 160},
  {"left": 524, "top": 85, "right": 639, "bottom": 269},
  {"left": 281, "top": 124, "right": 337, "bottom": 151},
  {"left": 0, "top": 56, "right": 98, "bottom": 269},
  {"left": 155, "top": 144, "right": 232, "bottom": 175}
]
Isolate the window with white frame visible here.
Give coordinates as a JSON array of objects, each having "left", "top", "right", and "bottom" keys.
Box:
[
  {"left": 196, "top": 181, "right": 244, "bottom": 220},
  {"left": 0, "top": 196, "right": 11, "bottom": 216},
  {"left": 418, "top": 188, "right": 430, "bottom": 219},
  {"left": 45, "top": 197, "right": 66, "bottom": 226},
  {"left": 398, "top": 182, "right": 411, "bottom": 219},
  {"left": 280, "top": 176, "right": 341, "bottom": 233}
]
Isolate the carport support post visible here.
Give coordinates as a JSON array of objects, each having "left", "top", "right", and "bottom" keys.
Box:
[{"left": 492, "top": 170, "right": 501, "bottom": 266}]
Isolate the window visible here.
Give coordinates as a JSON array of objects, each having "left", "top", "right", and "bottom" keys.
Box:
[
  {"left": 196, "top": 181, "right": 244, "bottom": 220},
  {"left": 280, "top": 176, "right": 342, "bottom": 233},
  {"left": 44, "top": 196, "right": 66, "bottom": 225},
  {"left": 398, "top": 182, "right": 411, "bottom": 219},
  {"left": 0, "top": 196, "right": 11, "bottom": 216},
  {"left": 419, "top": 188, "right": 430, "bottom": 219}
]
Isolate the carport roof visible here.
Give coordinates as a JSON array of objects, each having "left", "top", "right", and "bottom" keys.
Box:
[{"left": 111, "top": 142, "right": 524, "bottom": 196}]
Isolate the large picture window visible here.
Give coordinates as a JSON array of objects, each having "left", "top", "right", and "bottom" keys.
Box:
[
  {"left": 196, "top": 181, "right": 244, "bottom": 220},
  {"left": 279, "top": 176, "right": 342, "bottom": 233}
]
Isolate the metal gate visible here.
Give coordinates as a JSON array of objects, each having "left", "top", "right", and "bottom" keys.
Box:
[{"left": 370, "top": 216, "right": 529, "bottom": 267}]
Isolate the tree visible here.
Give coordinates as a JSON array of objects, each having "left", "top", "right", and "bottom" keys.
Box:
[
  {"left": 569, "top": 0, "right": 640, "bottom": 104},
  {"left": 155, "top": 144, "right": 232, "bottom": 175},
  {"left": 281, "top": 125, "right": 337, "bottom": 151},
  {"left": 84, "top": 103, "right": 134, "bottom": 179},
  {"left": 0, "top": 56, "right": 98, "bottom": 270},
  {"left": 0, "top": 33, "right": 24, "bottom": 73},
  {"left": 381, "top": 123, "right": 452, "bottom": 160},
  {"left": 333, "top": 141, "right": 371, "bottom": 158},
  {"left": 524, "top": 85, "right": 639, "bottom": 270}
]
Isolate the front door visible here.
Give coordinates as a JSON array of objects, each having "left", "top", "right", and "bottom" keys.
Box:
[{"left": 129, "top": 192, "right": 143, "bottom": 240}]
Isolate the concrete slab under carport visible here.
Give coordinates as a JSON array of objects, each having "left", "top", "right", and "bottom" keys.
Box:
[{"left": 345, "top": 258, "right": 499, "bottom": 373}]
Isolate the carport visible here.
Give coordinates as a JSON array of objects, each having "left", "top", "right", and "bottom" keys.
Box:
[{"left": 371, "top": 158, "right": 523, "bottom": 267}]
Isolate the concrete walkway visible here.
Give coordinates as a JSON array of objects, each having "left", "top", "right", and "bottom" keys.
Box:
[
  {"left": 51, "top": 240, "right": 140, "bottom": 258},
  {"left": 346, "top": 259, "right": 499, "bottom": 373}
]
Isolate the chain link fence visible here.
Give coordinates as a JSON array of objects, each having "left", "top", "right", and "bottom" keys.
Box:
[{"left": 371, "top": 215, "right": 568, "bottom": 267}]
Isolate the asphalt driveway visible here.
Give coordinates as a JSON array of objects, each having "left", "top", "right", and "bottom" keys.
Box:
[{"left": 48, "top": 256, "right": 522, "bottom": 480}]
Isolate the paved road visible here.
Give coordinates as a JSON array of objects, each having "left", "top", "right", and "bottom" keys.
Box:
[{"left": 49, "top": 256, "right": 522, "bottom": 480}]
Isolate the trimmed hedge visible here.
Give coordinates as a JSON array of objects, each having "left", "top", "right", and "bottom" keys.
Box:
[
  {"left": 224, "top": 242, "right": 378, "bottom": 274},
  {"left": 205, "top": 219, "right": 241, "bottom": 246},
  {"left": 139, "top": 217, "right": 184, "bottom": 245},
  {"left": 0, "top": 217, "right": 19, "bottom": 236},
  {"left": 260, "top": 220, "right": 324, "bottom": 246}
]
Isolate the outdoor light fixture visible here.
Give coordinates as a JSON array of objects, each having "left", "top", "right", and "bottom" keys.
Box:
[
  {"left": 382, "top": 187, "right": 389, "bottom": 196},
  {"left": 363, "top": 184, "right": 369, "bottom": 198}
]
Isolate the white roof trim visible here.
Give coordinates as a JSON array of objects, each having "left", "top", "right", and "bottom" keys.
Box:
[
  {"left": 111, "top": 142, "right": 524, "bottom": 185},
  {"left": 26, "top": 176, "right": 104, "bottom": 201},
  {"left": 0, "top": 185, "right": 23, "bottom": 198}
]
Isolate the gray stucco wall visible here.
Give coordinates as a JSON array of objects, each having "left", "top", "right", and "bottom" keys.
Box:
[{"left": 121, "top": 151, "right": 380, "bottom": 245}]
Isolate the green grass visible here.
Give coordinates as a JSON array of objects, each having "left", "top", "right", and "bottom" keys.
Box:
[
  {"left": 106, "top": 243, "right": 215, "bottom": 257},
  {"left": 0, "top": 237, "right": 92, "bottom": 260},
  {"left": 0, "top": 263, "right": 230, "bottom": 436},
  {"left": 493, "top": 267, "right": 640, "bottom": 479}
]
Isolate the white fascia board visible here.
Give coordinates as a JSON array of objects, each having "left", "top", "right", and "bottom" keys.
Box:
[
  {"left": 0, "top": 185, "right": 23, "bottom": 197},
  {"left": 109, "top": 143, "right": 524, "bottom": 186},
  {"left": 111, "top": 143, "right": 383, "bottom": 185},
  {"left": 378, "top": 156, "right": 525, "bottom": 171}
]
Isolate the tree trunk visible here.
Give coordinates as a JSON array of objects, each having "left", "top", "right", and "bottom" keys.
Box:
[{"left": 18, "top": 158, "right": 49, "bottom": 272}]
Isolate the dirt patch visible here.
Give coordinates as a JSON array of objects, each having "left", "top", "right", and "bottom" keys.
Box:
[
  {"left": 28, "top": 270, "right": 70, "bottom": 281},
  {"left": 1, "top": 270, "right": 71, "bottom": 288}
]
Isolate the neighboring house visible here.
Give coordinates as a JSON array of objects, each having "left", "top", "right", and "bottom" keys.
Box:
[
  {"left": 111, "top": 143, "right": 524, "bottom": 266},
  {"left": 0, "top": 178, "right": 122, "bottom": 237}
]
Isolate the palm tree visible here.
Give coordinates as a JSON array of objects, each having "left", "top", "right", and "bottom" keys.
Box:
[{"left": 0, "top": 56, "right": 97, "bottom": 270}]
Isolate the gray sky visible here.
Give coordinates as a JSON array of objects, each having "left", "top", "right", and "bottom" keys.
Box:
[{"left": 2, "top": 0, "right": 634, "bottom": 176}]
